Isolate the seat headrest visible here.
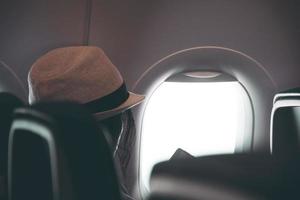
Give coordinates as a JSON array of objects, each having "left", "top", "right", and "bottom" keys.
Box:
[
  {"left": 271, "top": 87, "right": 300, "bottom": 157},
  {"left": 9, "top": 102, "right": 121, "bottom": 200}
]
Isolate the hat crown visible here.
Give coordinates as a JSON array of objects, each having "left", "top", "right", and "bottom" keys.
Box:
[{"left": 28, "top": 46, "right": 123, "bottom": 104}]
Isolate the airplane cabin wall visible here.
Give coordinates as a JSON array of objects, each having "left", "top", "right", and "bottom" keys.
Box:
[
  {"left": 0, "top": 0, "right": 88, "bottom": 90},
  {"left": 0, "top": 0, "right": 299, "bottom": 92},
  {"left": 0, "top": 0, "right": 299, "bottom": 197},
  {"left": 89, "top": 0, "right": 300, "bottom": 91}
]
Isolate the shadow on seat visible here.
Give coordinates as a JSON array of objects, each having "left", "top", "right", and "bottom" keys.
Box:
[{"left": 8, "top": 102, "right": 121, "bottom": 200}]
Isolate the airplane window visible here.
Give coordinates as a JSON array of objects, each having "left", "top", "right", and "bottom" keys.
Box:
[{"left": 140, "top": 81, "right": 252, "bottom": 189}]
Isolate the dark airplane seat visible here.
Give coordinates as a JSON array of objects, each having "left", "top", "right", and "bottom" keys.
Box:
[
  {"left": 271, "top": 87, "right": 300, "bottom": 158},
  {"left": 148, "top": 154, "right": 300, "bottom": 200},
  {"left": 0, "top": 92, "right": 23, "bottom": 200},
  {"left": 8, "top": 102, "right": 121, "bottom": 200}
]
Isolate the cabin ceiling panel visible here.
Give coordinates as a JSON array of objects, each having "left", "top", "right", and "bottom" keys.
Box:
[{"left": 89, "top": 0, "right": 300, "bottom": 91}]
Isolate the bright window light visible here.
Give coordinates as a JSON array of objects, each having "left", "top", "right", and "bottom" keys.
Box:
[{"left": 140, "top": 81, "right": 251, "bottom": 190}]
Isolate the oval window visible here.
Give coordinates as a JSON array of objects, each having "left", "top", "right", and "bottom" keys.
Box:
[{"left": 140, "top": 79, "right": 252, "bottom": 189}]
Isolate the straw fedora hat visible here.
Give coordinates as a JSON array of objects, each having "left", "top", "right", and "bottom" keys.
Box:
[{"left": 28, "top": 46, "right": 144, "bottom": 120}]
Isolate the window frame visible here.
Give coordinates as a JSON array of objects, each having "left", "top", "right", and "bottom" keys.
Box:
[
  {"left": 139, "top": 78, "right": 254, "bottom": 190},
  {"left": 131, "top": 46, "right": 276, "bottom": 199}
]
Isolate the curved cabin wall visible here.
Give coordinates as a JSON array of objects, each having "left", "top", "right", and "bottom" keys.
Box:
[
  {"left": 133, "top": 46, "right": 276, "bottom": 152},
  {"left": 132, "top": 47, "right": 276, "bottom": 197}
]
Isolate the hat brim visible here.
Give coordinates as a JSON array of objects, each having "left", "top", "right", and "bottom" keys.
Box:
[{"left": 93, "top": 92, "right": 145, "bottom": 120}]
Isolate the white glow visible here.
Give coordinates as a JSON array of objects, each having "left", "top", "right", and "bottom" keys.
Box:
[{"left": 140, "top": 81, "right": 250, "bottom": 190}]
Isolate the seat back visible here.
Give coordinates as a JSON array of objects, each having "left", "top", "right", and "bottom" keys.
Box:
[
  {"left": 271, "top": 88, "right": 300, "bottom": 157},
  {"left": 148, "top": 153, "right": 300, "bottom": 200},
  {"left": 0, "top": 92, "right": 23, "bottom": 200},
  {"left": 9, "top": 102, "right": 121, "bottom": 200}
]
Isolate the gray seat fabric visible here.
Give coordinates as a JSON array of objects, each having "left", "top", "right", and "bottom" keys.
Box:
[{"left": 8, "top": 102, "right": 121, "bottom": 200}]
